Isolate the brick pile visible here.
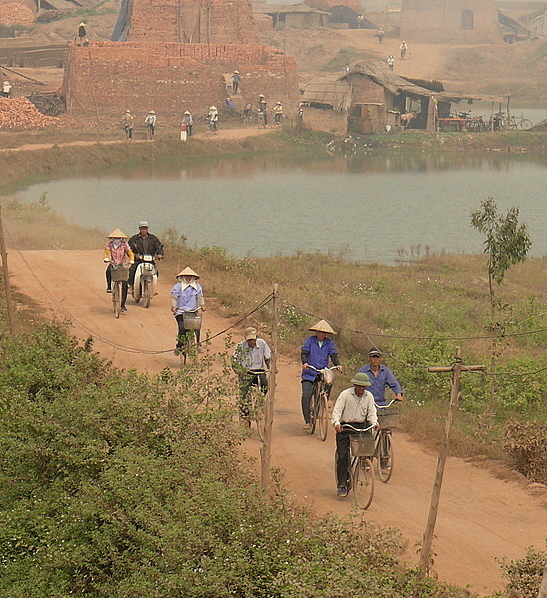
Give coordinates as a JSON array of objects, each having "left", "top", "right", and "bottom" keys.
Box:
[
  {"left": 0, "top": 2, "right": 35, "bottom": 25},
  {"left": 0, "top": 97, "right": 58, "bottom": 129}
]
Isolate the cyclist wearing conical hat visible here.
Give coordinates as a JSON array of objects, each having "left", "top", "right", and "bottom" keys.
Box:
[
  {"left": 103, "top": 228, "right": 134, "bottom": 312},
  {"left": 300, "top": 319, "right": 343, "bottom": 431},
  {"left": 170, "top": 267, "right": 205, "bottom": 356}
]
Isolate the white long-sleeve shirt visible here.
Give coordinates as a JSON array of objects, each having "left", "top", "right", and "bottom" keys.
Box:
[{"left": 331, "top": 387, "right": 378, "bottom": 427}]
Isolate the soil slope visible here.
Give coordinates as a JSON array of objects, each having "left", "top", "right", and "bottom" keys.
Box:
[{"left": 9, "top": 248, "right": 547, "bottom": 595}]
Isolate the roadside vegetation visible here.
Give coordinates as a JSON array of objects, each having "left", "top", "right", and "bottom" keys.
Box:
[{"left": 0, "top": 319, "right": 475, "bottom": 597}]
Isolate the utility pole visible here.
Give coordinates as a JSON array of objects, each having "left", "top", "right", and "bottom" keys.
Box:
[
  {"left": 260, "top": 284, "right": 278, "bottom": 492},
  {"left": 419, "top": 347, "right": 485, "bottom": 574},
  {"left": 0, "top": 205, "right": 16, "bottom": 334}
]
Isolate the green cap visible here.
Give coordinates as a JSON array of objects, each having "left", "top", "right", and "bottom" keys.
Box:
[{"left": 350, "top": 372, "right": 371, "bottom": 387}]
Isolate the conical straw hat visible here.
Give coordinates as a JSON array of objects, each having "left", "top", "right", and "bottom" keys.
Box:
[
  {"left": 177, "top": 266, "right": 200, "bottom": 279},
  {"left": 107, "top": 228, "right": 127, "bottom": 238},
  {"left": 309, "top": 319, "right": 336, "bottom": 334}
]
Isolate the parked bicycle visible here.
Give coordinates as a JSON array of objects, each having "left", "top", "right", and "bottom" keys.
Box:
[
  {"left": 307, "top": 365, "right": 339, "bottom": 441},
  {"left": 340, "top": 423, "right": 376, "bottom": 509},
  {"left": 508, "top": 114, "right": 533, "bottom": 130},
  {"left": 374, "top": 399, "right": 399, "bottom": 482}
]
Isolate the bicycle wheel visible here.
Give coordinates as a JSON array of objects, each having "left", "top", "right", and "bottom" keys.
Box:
[
  {"left": 143, "top": 280, "right": 151, "bottom": 308},
  {"left": 352, "top": 457, "right": 374, "bottom": 509},
  {"left": 309, "top": 384, "right": 319, "bottom": 435},
  {"left": 377, "top": 431, "right": 394, "bottom": 483},
  {"left": 317, "top": 391, "right": 329, "bottom": 441},
  {"left": 519, "top": 119, "right": 533, "bottom": 130},
  {"left": 112, "top": 282, "right": 121, "bottom": 318},
  {"left": 252, "top": 385, "right": 266, "bottom": 441}
]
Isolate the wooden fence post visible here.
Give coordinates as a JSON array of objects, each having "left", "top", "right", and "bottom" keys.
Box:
[
  {"left": 0, "top": 205, "right": 16, "bottom": 334},
  {"left": 419, "top": 347, "right": 485, "bottom": 573},
  {"left": 260, "top": 284, "right": 278, "bottom": 492}
]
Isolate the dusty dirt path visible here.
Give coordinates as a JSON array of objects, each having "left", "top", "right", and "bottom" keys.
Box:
[{"left": 9, "top": 248, "right": 547, "bottom": 595}]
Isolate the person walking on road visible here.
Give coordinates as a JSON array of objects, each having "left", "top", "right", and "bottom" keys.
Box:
[
  {"left": 122, "top": 110, "right": 134, "bottom": 139},
  {"left": 273, "top": 101, "right": 283, "bottom": 126},
  {"left": 181, "top": 111, "right": 193, "bottom": 138},
  {"left": 358, "top": 348, "right": 403, "bottom": 406},
  {"left": 300, "top": 319, "right": 342, "bottom": 431},
  {"left": 103, "top": 228, "right": 134, "bottom": 313},
  {"left": 144, "top": 110, "right": 156, "bottom": 140},
  {"left": 232, "top": 327, "right": 271, "bottom": 425},
  {"left": 77, "top": 22, "right": 87, "bottom": 45},
  {"left": 387, "top": 55, "right": 395, "bottom": 70},
  {"left": 332, "top": 372, "right": 378, "bottom": 497},
  {"left": 376, "top": 28, "right": 385, "bottom": 43},
  {"left": 400, "top": 40, "right": 408, "bottom": 59}
]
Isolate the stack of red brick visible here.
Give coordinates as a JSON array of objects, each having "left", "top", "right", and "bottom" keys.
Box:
[
  {"left": 0, "top": 97, "right": 58, "bottom": 129},
  {"left": 0, "top": 2, "right": 34, "bottom": 25}
]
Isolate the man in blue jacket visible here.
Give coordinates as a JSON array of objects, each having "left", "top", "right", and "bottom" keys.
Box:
[
  {"left": 300, "top": 320, "right": 342, "bottom": 431},
  {"left": 359, "top": 348, "right": 403, "bottom": 406}
]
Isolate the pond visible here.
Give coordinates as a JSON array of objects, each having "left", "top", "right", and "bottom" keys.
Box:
[{"left": 7, "top": 150, "right": 547, "bottom": 263}]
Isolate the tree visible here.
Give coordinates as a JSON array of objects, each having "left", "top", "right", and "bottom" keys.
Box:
[{"left": 470, "top": 198, "right": 531, "bottom": 419}]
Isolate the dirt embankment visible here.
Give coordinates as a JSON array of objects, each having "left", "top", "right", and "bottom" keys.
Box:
[{"left": 7, "top": 247, "right": 547, "bottom": 597}]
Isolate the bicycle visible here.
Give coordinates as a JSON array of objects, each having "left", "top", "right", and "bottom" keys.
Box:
[
  {"left": 208, "top": 119, "right": 218, "bottom": 135},
  {"left": 110, "top": 264, "right": 129, "bottom": 318},
  {"left": 178, "top": 310, "right": 202, "bottom": 364},
  {"left": 307, "top": 365, "right": 339, "bottom": 441},
  {"left": 340, "top": 423, "right": 376, "bottom": 509},
  {"left": 508, "top": 114, "right": 533, "bottom": 130},
  {"left": 242, "top": 369, "right": 269, "bottom": 440},
  {"left": 374, "top": 399, "right": 399, "bottom": 483}
]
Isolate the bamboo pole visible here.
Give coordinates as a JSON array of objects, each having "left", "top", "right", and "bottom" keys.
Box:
[
  {"left": 0, "top": 205, "right": 16, "bottom": 334},
  {"left": 260, "top": 284, "right": 278, "bottom": 492},
  {"left": 419, "top": 347, "right": 485, "bottom": 573}
]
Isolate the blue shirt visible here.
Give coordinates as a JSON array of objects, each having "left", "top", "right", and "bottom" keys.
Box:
[
  {"left": 358, "top": 364, "right": 402, "bottom": 406},
  {"left": 171, "top": 281, "right": 203, "bottom": 315},
  {"left": 301, "top": 335, "right": 338, "bottom": 382}
]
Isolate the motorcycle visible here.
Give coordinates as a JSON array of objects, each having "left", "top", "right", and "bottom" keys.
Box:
[{"left": 132, "top": 254, "right": 157, "bottom": 308}]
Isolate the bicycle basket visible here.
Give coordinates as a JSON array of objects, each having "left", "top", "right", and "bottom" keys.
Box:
[
  {"left": 182, "top": 312, "right": 202, "bottom": 330},
  {"left": 377, "top": 407, "right": 398, "bottom": 429},
  {"left": 350, "top": 433, "right": 375, "bottom": 457},
  {"left": 111, "top": 265, "right": 129, "bottom": 282}
]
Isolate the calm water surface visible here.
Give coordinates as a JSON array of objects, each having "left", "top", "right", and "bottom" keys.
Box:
[{"left": 8, "top": 152, "right": 547, "bottom": 263}]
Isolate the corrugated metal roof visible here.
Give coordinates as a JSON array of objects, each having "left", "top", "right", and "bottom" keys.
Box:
[{"left": 254, "top": 2, "right": 328, "bottom": 13}]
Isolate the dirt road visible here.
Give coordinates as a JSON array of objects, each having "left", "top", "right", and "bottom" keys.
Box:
[{"left": 9, "top": 248, "right": 547, "bottom": 595}]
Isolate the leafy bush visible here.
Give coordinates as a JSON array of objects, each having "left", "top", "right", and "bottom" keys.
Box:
[
  {"left": 498, "top": 546, "right": 547, "bottom": 598},
  {"left": 504, "top": 420, "right": 547, "bottom": 484},
  {"left": 0, "top": 321, "right": 473, "bottom": 598}
]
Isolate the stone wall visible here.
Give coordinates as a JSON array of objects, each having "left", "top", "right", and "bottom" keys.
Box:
[
  {"left": 63, "top": 42, "right": 299, "bottom": 117},
  {"left": 400, "top": 0, "right": 501, "bottom": 43}
]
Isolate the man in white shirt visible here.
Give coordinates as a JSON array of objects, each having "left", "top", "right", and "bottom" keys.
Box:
[
  {"left": 332, "top": 372, "right": 378, "bottom": 497},
  {"left": 232, "top": 327, "right": 271, "bottom": 424}
]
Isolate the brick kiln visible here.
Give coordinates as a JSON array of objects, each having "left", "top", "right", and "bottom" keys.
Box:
[{"left": 63, "top": 0, "right": 299, "bottom": 119}]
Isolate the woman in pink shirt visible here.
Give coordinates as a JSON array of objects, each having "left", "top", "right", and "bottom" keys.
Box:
[{"left": 103, "top": 228, "right": 134, "bottom": 312}]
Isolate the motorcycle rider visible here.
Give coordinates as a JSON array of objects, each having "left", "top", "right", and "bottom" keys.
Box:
[{"left": 128, "top": 221, "right": 163, "bottom": 291}]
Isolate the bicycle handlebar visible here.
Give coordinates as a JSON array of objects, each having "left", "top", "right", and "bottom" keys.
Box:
[
  {"left": 340, "top": 423, "right": 376, "bottom": 433},
  {"left": 376, "top": 399, "right": 399, "bottom": 409},
  {"left": 306, "top": 365, "right": 340, "bottom": 372}
]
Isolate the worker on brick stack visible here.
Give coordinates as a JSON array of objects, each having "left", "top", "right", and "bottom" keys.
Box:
[
  {"left": 122, "top": 110, "right": 134, "bottom": 140},
  {"left": 1, "top": 80, "right": 12, "bottom": 98},
  {"left": 77, "top": 22, "right": 87, "bottom": 46},
  {"left": 232, "top": 70, "right": 241, "bottom": 94}
]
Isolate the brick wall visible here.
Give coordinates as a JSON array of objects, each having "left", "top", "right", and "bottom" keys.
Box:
[
  {"left": 129, "top": 0, "right": 259, "bottom": 45},
  {"left": 63, "top": 42, "right": 299, "bottom": 117},
  {"left": 400, "top": 0, "right": 500, "bottom": 43}
]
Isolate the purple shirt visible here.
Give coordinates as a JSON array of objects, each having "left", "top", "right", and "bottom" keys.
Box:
[
  {"left": 171, "top": 281, "right": 203, "bottom": 315},
  {"left": 301, "top": 335, "right": 338, "bottom": 382},
  {"left": 358, "top": 364, "right": 402, "bottom": 406}
]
